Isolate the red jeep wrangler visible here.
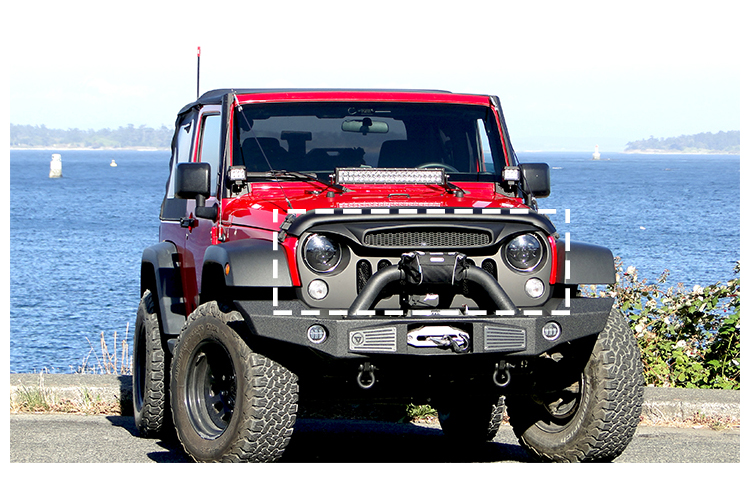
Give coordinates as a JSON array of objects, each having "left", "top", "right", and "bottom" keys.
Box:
[{"left": 133, "top": 89, "right": 643, "bottom": 462}]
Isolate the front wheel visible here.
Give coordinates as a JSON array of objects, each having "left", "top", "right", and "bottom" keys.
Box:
[
  {"left": 506, "top": 309, "right": 644, "bottom": 462},
  {"left": 170, "top": 302, "right": 299, "bottom": 462}
]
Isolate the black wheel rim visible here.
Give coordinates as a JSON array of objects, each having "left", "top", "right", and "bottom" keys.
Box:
[
  {"left": 185, "top": 340, "right": 237, "bottom": 440},
  {"left": 534, "top": 375, "right": 585, "bottom": 433}
]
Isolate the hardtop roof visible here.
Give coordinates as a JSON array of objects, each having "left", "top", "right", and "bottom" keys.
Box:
[{"left": 178, "top": 88, "right": 490, "bottom": 115}]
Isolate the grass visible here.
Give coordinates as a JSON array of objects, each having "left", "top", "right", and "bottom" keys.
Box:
[
  {"left": 404, "top": 403, "right": 439, "bottom": 423},
  {"left": 10, "top": 373, "right": 122, "bottom": 415},
  {"left": 77, "top": 325, "right": 132, "bottom": 375}
]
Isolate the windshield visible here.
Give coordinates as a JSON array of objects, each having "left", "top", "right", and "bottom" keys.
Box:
[{"left": 232, "top": 102, "right": 505, "bottom": 179}]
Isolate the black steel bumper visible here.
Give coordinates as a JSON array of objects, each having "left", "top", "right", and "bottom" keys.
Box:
[{"left": 233, "top": 296, "right": 614, "bottom": 359}]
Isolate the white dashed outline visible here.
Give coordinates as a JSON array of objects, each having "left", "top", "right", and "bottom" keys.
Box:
[{"left": 270, "top": 207, "right": 572, "bottom": 318}]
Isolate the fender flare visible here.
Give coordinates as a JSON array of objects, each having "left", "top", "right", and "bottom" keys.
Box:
[
  {"left": 140, "top": 241, "right": 186, "bottom": 337},
  {"left": 562, "top": 241, "right": 616, "bottom": 285},
  {"left": 202, "top": 239, "right": 294, "bottom": 288}
]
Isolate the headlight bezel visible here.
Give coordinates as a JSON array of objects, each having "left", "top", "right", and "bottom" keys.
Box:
[
  {"left": 302, "top": 233, "right": 343, "bottom": 273},
  {"left": 504, "top": 232, "right": 545, "bottom": 272}
]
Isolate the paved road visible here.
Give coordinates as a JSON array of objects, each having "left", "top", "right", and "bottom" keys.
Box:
[{"left": 9, "top": 413, "right": 739, "bottom": 463}]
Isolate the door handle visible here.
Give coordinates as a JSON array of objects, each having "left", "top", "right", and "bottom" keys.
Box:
[{"left": 180, "top": 217, "right": 198, "bottom": 229}]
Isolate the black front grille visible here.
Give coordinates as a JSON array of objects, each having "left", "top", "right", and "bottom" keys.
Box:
[
  {"left": 356, "top": 260, "right": 373, "bottom": 293},
  {"left": 364, "top": 229, "right": 491, "bottom": 248},
  {"left": 482, "top": 258, "right": 498, "bottom": 279}
]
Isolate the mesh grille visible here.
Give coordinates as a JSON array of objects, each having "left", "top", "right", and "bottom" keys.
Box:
[
  {"left": 364, "top": 229, "right": 491, "bottom": 248},
  {"left": 356, "top": 260, "right": 372, "bottom": 294},
  {"left": 482, "top": 259, "right": 498, "bottom": 279},
  {"left": 377, "top": 259, "right": 392, "bottom": 270}
]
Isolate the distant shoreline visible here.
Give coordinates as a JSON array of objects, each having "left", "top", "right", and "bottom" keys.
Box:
[
  {"left": 624, "top": 149, "right": 739, "bottom": 155},
  {"left": 10, "top": 146, "right": 169, "bottom": 151}
]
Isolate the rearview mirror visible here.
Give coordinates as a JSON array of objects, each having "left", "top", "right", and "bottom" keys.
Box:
[{"left": 342, "top": 118, "right": 389, "bottom": 134}]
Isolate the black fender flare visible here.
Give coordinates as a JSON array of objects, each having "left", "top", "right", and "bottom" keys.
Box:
[
  {"left": 202, "top": 239, "right": 294, "bottom": 289},
  {"left": 140, "top": 241, "right": 186, "bottom": 337},
  {"left": 561, "top": 241, "right": 616, "bottom": 285}
]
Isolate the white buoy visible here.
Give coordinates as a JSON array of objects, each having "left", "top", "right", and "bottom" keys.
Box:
[
  {"left": 110, "top": 159, "right": 117, "bottom": 167},
  {"left": 49, "top": 153, "right": 62, "bottom": 178},
  {"left": 592, "top": 145, "right": 601, "bottom": 160}
]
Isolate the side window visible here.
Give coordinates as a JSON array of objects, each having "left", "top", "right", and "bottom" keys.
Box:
[
  {"left": 198, "top": 114, "right": 221, "bottom": 197},
  {"left": 167, "top": 120, "right": 195, "bottom": 198},
  {"left": 477, "top": 119, "right": 495, "bottom": 173}
]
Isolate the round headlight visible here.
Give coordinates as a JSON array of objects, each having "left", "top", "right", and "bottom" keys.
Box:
[
  {"left": 304, "top": 234, "right": 341, "bottom": 273},
  {"left": 505, "top": 233, "right": 543, "bottom": 271}
]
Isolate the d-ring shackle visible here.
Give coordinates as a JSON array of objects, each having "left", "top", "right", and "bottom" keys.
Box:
[
  {"left": 493, "top": 363, "right": 511, "bottom": 387},
  {"left": 357, "top": 362, "right": 376, "bottom": 389}
]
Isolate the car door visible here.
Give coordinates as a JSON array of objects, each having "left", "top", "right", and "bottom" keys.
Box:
[{"left": 179, "top": 107, "right": 222, "bottom": 313}]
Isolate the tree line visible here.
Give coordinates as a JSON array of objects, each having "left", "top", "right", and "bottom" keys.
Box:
[
  {"left": 625, "top": 130, "right": 739, "bottom": 153},
  {"left": 10, "top": 123, "right": 173, "bottom": 149}
]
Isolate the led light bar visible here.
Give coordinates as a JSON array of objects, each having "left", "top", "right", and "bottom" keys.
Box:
[
  {"left": 502, "top": 166, "right": 520, "bottom": 182},
  {"left": 228, "top": 166, "right": 247, "bottom": 181},
  {"left": 335, "top": 167, "right": 446, "bottom": 185}
]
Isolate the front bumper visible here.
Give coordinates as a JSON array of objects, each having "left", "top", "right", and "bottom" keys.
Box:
[{"left": 233, "top": 296, "right": 614, "bottom": 359}]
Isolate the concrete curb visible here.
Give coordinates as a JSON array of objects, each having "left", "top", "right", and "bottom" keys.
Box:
[
  {"left": 10, "top": 374, "right": 740, "bottom": 423},
  {"left": 10, "top": 374, "right": 133, "bottom": 414},
  {"left": 641, "top": 386, "right": 740, "bottom": 422}
]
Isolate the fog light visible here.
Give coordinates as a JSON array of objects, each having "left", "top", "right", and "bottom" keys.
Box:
[
  {"left": 542, "top": 321, "right": 561, "bottom": 341},
  {"left": 525, "top": 277, "right": 545, "bottom": 298},
  {"left": 307, "top": 324, "right": 328, "bottom": 344},
  {"left": 308, "top": 279, "right": 329, "bottom": 300}
]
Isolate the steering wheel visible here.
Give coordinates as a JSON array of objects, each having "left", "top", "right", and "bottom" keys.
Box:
[{"left": 415, "top": 162, "right": 460, "bottom": 173}]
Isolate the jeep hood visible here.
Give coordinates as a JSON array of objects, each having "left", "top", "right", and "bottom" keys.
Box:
[{"left": 221, "top": 182, "right": 527, "bottom": 231}]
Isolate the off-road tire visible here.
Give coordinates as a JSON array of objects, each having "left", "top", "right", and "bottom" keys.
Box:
[
  {"left": 436, "top": 396, "right": 506, "bottom": 443},
  {"left": 132, "top": 290, "right": 170, "bottom": 437},
  {"left": 506, "top": 308, "right": 644, "bottom": 462},
  {"left": 170, "top": 301, "right": 299, "bottom": 462}
]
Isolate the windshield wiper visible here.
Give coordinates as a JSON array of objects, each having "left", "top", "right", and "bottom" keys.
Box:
[{"left": 245, "top": 170, "right": 348, "bottom": 193}]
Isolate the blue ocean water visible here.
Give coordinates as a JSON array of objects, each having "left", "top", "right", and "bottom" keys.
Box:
[{"left": 8, "top": 150, "right": 740, "bottom": 373}]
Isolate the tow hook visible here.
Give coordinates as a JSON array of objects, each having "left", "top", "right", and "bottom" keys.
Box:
[
  {"left": 357, "top": 362, "right": 377, "bottom": 389},
  {"left": 493, "top": 361, "right": 514, "bottom": 387}
]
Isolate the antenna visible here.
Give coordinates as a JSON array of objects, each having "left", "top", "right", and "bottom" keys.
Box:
[{"left": 196, "top": 46, "right": 201, "bottom": 98}]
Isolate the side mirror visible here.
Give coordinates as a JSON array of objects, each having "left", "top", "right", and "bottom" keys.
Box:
[
  {"left": 175, "top": 162, "right": 211, "bottom": 199},
  {"left": 519, "top": 163, "right": 551, "bottom": 198},
  {"left": 174, "top": 162, "right": 217, "bottom": 221}
]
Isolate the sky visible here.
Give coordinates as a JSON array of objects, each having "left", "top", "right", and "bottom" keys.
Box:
[{"left": 5, "top": 0, "right": 743, "bottom": 152}]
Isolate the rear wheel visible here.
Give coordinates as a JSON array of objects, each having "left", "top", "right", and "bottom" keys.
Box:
[
  {"left": 170, "top": 302, "right": 298, "bottom": 462},
  {"left": 436, "top": 395, "right": 505, "bottom": 443},
  {"left": 132, "top": 290, "right": 170, "bottom": 437},
  {"left": 506, "top": 309, "right": 644, "bottom": 462}
]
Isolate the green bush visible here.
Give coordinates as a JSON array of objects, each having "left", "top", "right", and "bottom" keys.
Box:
[{"left": 586, "top": 260, "right": 739, "bottom": 389}]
